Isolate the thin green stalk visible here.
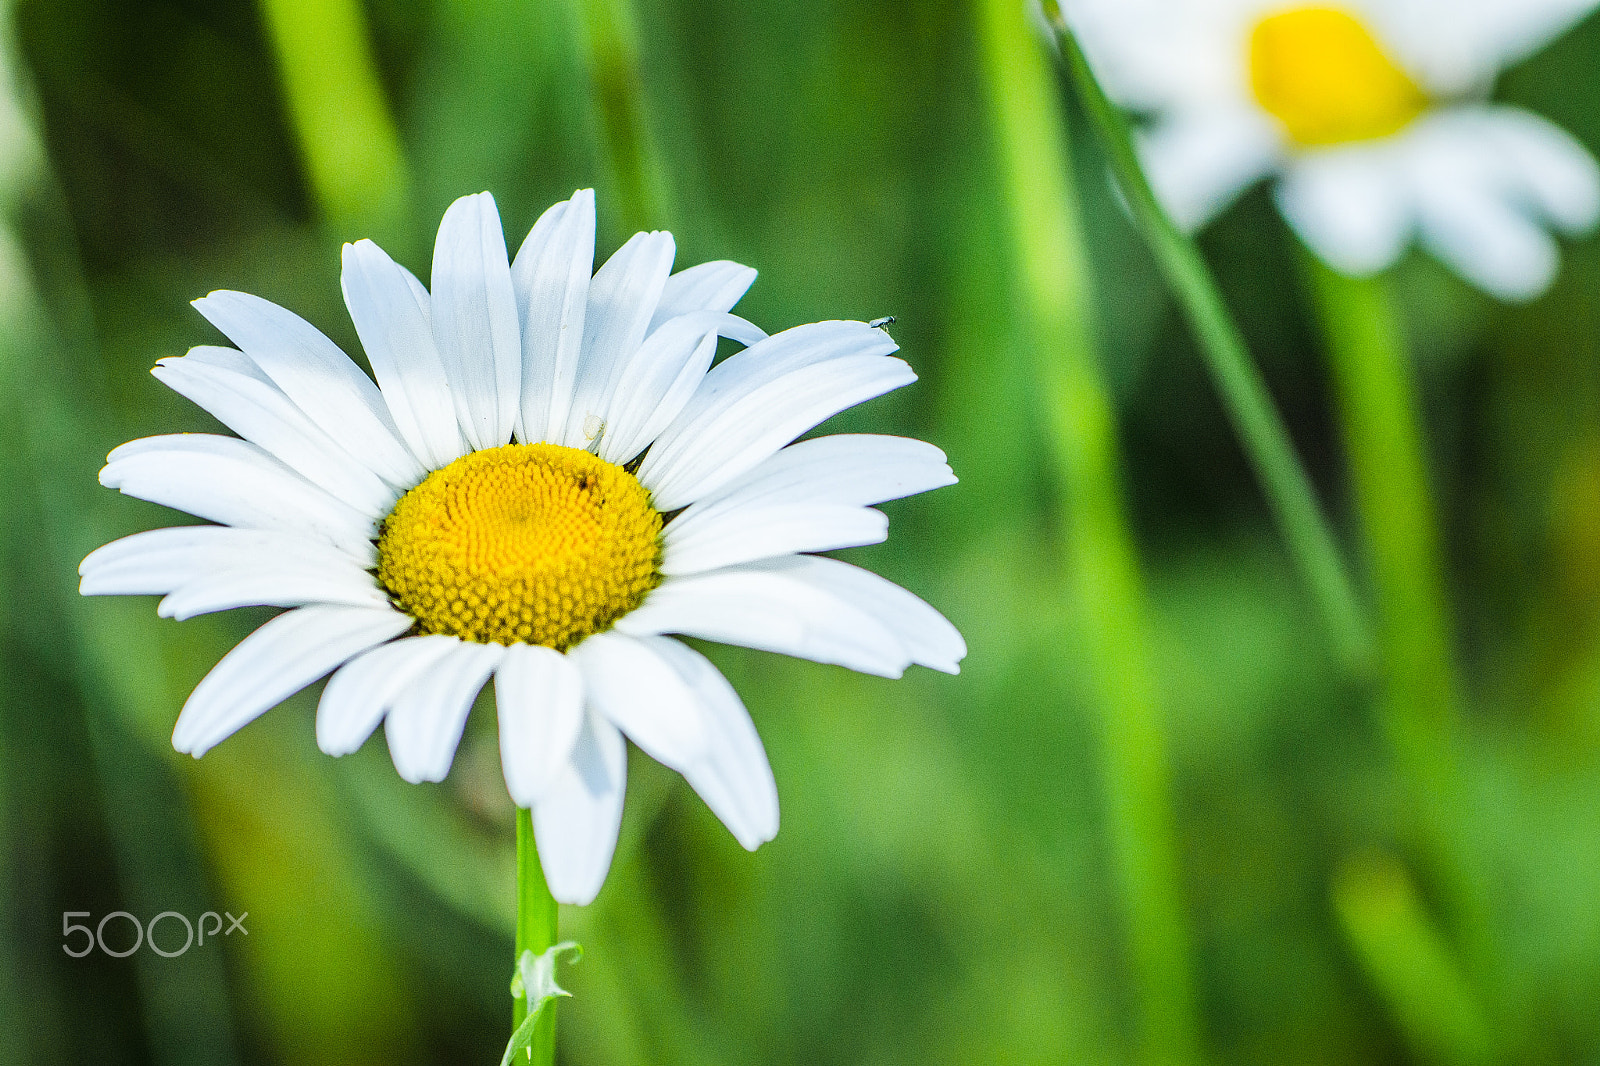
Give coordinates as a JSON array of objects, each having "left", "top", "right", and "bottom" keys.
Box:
[
  {"left": 0, "top": 683, "right": 20, "bottom": 1066},
  {"left": 1043, "top": 7, "right": 1374, "bottom": 676},
  {"left": 978, "top": 2, "right": 1202, "bottom": 1063},
  {"left": 572, "top": 0, "right": 673, "bottom": 236},
  {"left": 1333, "top": 853, "right": 1492, "bottom": 1066},
  {"left": 256, "top": 0, "right": 410, "bottom": 238},
  {"left": 1303, "top": 258, "right": 1490, "bottom": 974},
  {"left": 514, "top": 810, "right": 560, "bottom": 1062}
]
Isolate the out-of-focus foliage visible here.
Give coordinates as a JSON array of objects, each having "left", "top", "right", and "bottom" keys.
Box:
[{"left": 6, "top": 0, "right": 1600, "bottom": 1063}]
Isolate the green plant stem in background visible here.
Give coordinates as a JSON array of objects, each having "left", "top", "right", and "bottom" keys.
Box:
[
  {"left": 1044, "top": 8, "right": 1375, "bottom": 677},
  {"left": 0, "top": 682, "right": 19, "bottom": 1066},
  {"left": 978, "top": 1, "right": 1202, "bottom": 1063},
  {"left": 1333, "top": 852, "right": 1493, "bottom": 1066},
  {"left": 514, "top": 810, "right": 559, "bottom": 1063},
  {"left": 1303, "top": 259, "right": 1490, "bottom": 976},
  {"left": 256, "top": 0, "right": 410, "bottom": 239},
  {"left": 570, "top": 0, "right": 673, "bottom": 236}
]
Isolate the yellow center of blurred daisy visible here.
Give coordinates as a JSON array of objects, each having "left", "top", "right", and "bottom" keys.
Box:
[
  {"left": 376, "top": 443, "right": 662, "bottom": 649},
  {"left": 1249, "top": 7, "right": 1427, "bottom": 147}
]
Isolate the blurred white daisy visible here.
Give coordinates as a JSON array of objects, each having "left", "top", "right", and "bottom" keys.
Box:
[
  {"left": 1065, "top": 0, "right": 1600, "bottom": 299},
  {"left": 81, "top": 190, "right": 964, "bottom": 904}
]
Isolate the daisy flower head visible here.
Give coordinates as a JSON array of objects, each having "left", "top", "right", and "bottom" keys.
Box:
[
  {"left": 80, "top": 190, "right": 965, "bottom": 904},
  {"left": 1065, "top": 0, "right": 1600, "bottom": 300}
]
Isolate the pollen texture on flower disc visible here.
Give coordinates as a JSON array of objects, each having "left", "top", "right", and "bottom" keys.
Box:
[
  {"left": 377, "top": 443, "right": 663, "bottom": 649},
  {"left": 1249, "top": 7, "right": 1426, "bottom": 147}
]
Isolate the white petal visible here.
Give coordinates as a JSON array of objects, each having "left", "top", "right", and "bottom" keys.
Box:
[
  {"left": 675, "top": 433, "right": 956, "bottom": 516},
  {"left": 1466, "top": 107, "right": 1600, "bottom": 235},
  {"left": 342, "top": 239, "right": 466, "bottom": 469},
  {"left": 172, "top": 604, "right": 412, "bottom": 757},
  {"left": 636, "top": 321, "right": 899, "bottom": 501},
  {"left": 568, "top": 630, "right": 707, "bottom": 770},
  {"left": 646, "top": 260, "right": 758, "bottom": 335},
  {"left": 1063, "top": 0, "right": 1251, "bottom": 112},
  {"left": 614, "top": 563, "right": 914, "bottom": 678},
  {"left": 661, "top": 504, "right": 888, "bottom": 575},
  {"left": 192, "top": 290, "right": 423, "bottom": 488},
  {"left": 80, "top": 526, "right": 373, "bottom": 597},
  {"left": 495, "top": 643, "right": 585, "bottom": 806},
  {"left": 317, "top": 635, "right": 463, "bottom": 756},
  {"left": 511, "top": 189, "right": 595, "bottom": 445},
  {"left": 1375, "top": 0, "right": 1600, "bottom": 94},
  {"left": 384, "top": 639, "right": 505, "bottom": 784},
  {"left": 1276, "top": 145, "right": 1412, "bottom": 277},
  {"left": 532, "top": 710, "right": 626, "bottom": 905},
  {"left": 560, "top": 231, "right": 676, "bottom": 448},
  {"left": 642, "top": 637, "right": 778, "bottom": 850},
  {"left": 638, "top": 354, "right": 917, "bottom": 510},
  {"left": 778, "top": 555, "right": 966, "bottom": 674},
  {"left": 1139, "top": 106, "right": 1281, "bottom": 230},
  {"left": 1420, "top": 182, "right": 1559, "bottom": 302},
  {"left": 178, "top": 343, "right": 276, "bottom": 384},
  {"left": 431, "top": 192, "right": 523, "bottom": 451},
  {"left": 657, "top": 431, "right": 957, "bottom": 573},
  {"left": 152, "top": 349, "right": 398, "bottom": 515},
  {"left": 1395, "top": 109, "right": 1578, "bottom": 300},
  {"left": 596, "top": 310, "right": 766, "bottom": 465},
  {"left": 156, "top": 560, "right": 388, "bottom": 620},
  {"left": 100, "top": 435, "right": 377, "bottom": 556},
  {"left": 645, "top": 320, "right": 896, "bottom": 439},
  {"left": 621, "top": 556, "right": 965, "bottom": 676},
  {"left": 599, "top": 324, "right": 717, "bottom": 466}
]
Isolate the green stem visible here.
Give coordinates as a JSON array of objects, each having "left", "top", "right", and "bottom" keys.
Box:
[
  {"left": 1045, "top": 7, "right": 1374, "bottom": 676},
  {"left": 572, "top": 0, "right": 673, "bottom": 235},
  {"left": 978, "top": 2, "right": 1202, "bottom": 1064},
  {"left": 1303, "top": 259, "right": 1490, "bottom": 975},
  {"left": 514, "top": 809, "right": 559, "bottom": 1063},
  {"left": 1333, "top": 852, "right": 1493, "bottom": 1066},
  {"left": 256, "top": 0, "right": 410, "bottom": 238}
]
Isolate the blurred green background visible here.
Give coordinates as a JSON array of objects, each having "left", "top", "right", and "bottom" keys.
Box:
[{"left": 6, "top": 0, "right": 1600, "bottom": 1063}]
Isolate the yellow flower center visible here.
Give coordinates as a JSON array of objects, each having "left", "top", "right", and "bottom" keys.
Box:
[
  {"left": 1249, "top": 7, "right": 1427, "bottom": 148},
  {"left": 377, "top": 443, "right": 663, "bottom": 650}
]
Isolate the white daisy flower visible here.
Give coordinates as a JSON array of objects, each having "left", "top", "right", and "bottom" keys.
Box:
[
  {"left": 1065, "top": 0, "right": 1600, "bottom": 299},
  {"left": 80, "top": 190, "right": 965, "bottom": 904}
]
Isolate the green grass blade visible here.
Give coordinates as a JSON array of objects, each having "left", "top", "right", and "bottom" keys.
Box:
[
  {"left": 979, "top": 1, "right": 1202, "bottom": 1062},
  {"left": 1045, "top": 6, "right": 1375, "bottom": 676},
  {"left": 256, "top": 0, "right": 410, "bottom": 237}
]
